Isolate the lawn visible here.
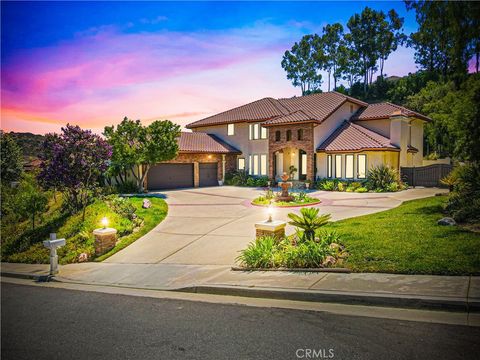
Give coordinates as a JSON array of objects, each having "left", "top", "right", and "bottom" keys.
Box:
[
  {"left": 325, "top": 196, "right": 480, "bottom": 275},
  {"left": 4, "top": 195, "right": 167, "bottom": 264}
]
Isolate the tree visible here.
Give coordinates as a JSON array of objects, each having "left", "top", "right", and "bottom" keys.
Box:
[
  {"left": 406, "top": 1, "right": 478, "bottom": 81},
  {"left": 38, "top": 124, "right": 112, "bottom": 221},
  {"left": 338, "top": 36, "right": 363, "bottom": 90},
  {"left": 321, "top": 23, "right": 345, "bottom": 91},
  {"left": 17, "top": 175, "right": 48, "bottom": 230},
  {"left": 378, "top": 9, "right": 406, "bottom": 78},
  {"left": 104, "top": 118, "right": 181, "bottom": 192},
  {"left": 281, "top": 35, "right": 324, "bottom": 95},
  {"left": 1, "top": 132, "right": 23, "bottom": 183}
]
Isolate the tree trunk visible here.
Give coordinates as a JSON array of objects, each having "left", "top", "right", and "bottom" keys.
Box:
[
  {"left": 328, "top": 70, "right": 331, "bottom": 91},
  {"left": 139, "top": 165, "right": 150, "bottom": 193}
]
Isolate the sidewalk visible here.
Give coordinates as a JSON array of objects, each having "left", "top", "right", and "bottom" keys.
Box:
[{"left": 2, "top": 262, "right": 479, "bottom": 312}]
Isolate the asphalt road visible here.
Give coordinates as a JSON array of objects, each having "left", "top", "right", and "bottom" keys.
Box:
[{"left": 2, "top": 283, "right": 479, "bottom": 360}]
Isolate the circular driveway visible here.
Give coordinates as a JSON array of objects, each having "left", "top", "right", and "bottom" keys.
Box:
[{"left": 105, "top": 186, "right": 446, "bottom": 266}]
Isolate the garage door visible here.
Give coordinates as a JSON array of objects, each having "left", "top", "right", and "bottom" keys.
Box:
[
  {"left": 147, "top": 163, "right": 194, "bottom": 190},
  {"left": 199, "top": 163, "right": 218, "bottom": 187}
]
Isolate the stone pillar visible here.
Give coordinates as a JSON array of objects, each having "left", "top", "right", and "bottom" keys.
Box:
[
  {"left": 307, "top": 150, "right": 315, "bottom": 182},
  {"left": 254, "top": 220, "right": 286, "bottom": 240},
  {"left": 268, "top": 151, "right": 275, "bottom": 180},
  {"left": 222, "top": 154, "right": 226, "bottom": 182},
  {"left": 93, "top": 228, "right": 118, "bottom": 256},
  {"left": 193, "top": 161, "right": 200, "bottom": 187}
]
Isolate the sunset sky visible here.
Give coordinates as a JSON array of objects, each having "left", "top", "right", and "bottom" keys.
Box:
[{"left": 1, "top": 1, "right": 419, "bottom": 135}]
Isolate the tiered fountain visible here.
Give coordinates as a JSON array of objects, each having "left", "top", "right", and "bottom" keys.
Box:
[{"left": 276, "top": 172, "right": 294, "bottom": 202}]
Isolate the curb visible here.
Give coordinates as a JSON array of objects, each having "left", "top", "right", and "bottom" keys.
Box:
[
  {"left": 231, "top": 267, "right": 351, "bottom": 273},
  {"left": 1, "top": 271, "right": 52, "bottom": 282},
  {"left": 179, "top": 285, "right": 476, "bottom": 312}
]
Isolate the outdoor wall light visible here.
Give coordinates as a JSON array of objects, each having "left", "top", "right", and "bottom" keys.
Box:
[
  {"left": 208, "top": 154, "right": 212, "bottom": 159},
  {"left": 101, "top": 217, "right": 109, "bottom": 229}
]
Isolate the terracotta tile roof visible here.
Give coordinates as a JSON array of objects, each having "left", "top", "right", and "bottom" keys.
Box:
[
  {"left": 262, "top": 110, "right": 311, "bottom": 126},
  {"left": 317, "top": 121, "right": 399, "bottom": 152},
  {"left": 186, "top": 91, "right": 367, "bottom": 128},
  {"left": 178, "top": 132, "right": 240, "bottom": 154},
  {"left": 186, "top": 97, "right": 288, "bottom": 129},
  {"left": 352, "top": 102, "right": 431, "bottom": 122}
]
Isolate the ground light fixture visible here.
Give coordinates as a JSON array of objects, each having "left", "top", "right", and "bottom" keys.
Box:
[
  {"left": 267, "top": 203, "right": 274, "bottom": 222},
  {"left": 101, "top": 217, "right": 109, "bottom": 229}
]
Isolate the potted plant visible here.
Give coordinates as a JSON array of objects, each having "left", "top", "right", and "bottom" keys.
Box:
[
  {"left": 305, "top": 179, "right": 311, "bottom": 190},
  {"left": 288, "top": 165, "right": 297, "bottom": 180}
]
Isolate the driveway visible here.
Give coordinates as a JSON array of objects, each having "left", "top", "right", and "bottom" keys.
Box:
[{"left": 105, "top": 186, "right": 446, "bottom": 266}]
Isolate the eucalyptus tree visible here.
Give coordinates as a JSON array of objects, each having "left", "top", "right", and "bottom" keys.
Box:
[{"left": 321, "top": 23, "right": 345, "bottom": 91}]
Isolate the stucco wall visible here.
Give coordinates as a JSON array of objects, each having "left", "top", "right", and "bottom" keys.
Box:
[
  {"left": 354, "top": 119, "right": 390, "bottom": 138},
  {"left": 313, "top": 101, "right": 361, "bottom": 148},
  {"left": 192, "top": 123, "right": 268, "bottom": 173}
]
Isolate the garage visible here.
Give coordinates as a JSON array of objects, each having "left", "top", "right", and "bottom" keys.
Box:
[
  {"left": 147, "top": 163, "right": 194, "bottom": 190},
  {"left": 199, "top": 163, "right": 218, "bottom": 187}
]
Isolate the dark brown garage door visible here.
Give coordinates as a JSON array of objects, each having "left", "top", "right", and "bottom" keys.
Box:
[
  {"left": 147, "top": 163, "right": 194, "bottom": 190},
  {"left": 199, "top": 163, "right": 218, "bottom": 187}
]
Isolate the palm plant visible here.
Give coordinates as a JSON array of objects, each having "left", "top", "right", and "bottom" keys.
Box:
[
  {"left": 440, "top": 172, "right": 458, "bottom": 192},
  {"left": 287, "top": 208, "right": 331, "bottom": 242}
]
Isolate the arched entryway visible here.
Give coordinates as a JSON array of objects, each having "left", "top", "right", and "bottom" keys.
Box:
[{"left": 273, "top": 147, "right": 310, "bottom": 181}]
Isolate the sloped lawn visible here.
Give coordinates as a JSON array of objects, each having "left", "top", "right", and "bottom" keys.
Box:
[
  {"left": 4, "top": 196, "right": 167, "bottom": 264},
  {"left": 325, "top": 196, "right": 480, "bottom": 275}
]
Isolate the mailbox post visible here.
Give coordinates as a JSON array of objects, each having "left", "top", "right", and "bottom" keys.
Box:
[{"left": 43, "top": 233, "right": 66, "bottom": 275}]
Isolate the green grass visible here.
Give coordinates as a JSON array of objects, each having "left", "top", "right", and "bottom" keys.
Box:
[
  {"left": 6, "top": 196, "right": 167, "bottom": 264},
  {"left": 324, "top": 196, "right": 480, "bottom": 275}
]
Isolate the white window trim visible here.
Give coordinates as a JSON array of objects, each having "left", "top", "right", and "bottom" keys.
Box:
[
  {"left": 345, "top": 154, "right": 354, "bottom": 179},
  {"left": 253, "top": 154, "right": 259, "bottom": 175},
  {"left": 260, "top": 126, "right": 268, "bottom": 139},
  {"left": 335, "top": 155, "right": 342, "bottom": 178},
  {"left": 238, "top": 158, "right": 245, "bottom": 171},
  {"left": 327, "top": 155, "right": 332, "bottom": 178},
  {"left": 248, "top": 155, "right": 252, "bottom": 175},
  {"left": 227, "top": 123, "right": 235, "bottom": 136},
  {"left": 253, "top": 124, "right": 260, "bottom": 140},
  {"left": 301, "top": 153, "right": 307, "bottom": 175},
  {"left": 357, "top": 154, "right": 367, "bottom": 179},
  {"left": 260, "top": 154, "right": 267, "bottom": 175}
]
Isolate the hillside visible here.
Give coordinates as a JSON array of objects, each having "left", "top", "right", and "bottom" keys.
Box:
[{"left": 7, "top": 132, "right": 45, "bottom": 159}]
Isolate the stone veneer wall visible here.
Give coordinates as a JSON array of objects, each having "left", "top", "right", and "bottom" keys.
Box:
[{"left": 267, "top": 123, "right": 315, "bottom": 181}]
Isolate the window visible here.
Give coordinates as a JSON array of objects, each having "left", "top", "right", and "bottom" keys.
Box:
[
  {"left": 358, "top": 154, "right": 367, "bottom": 179},
  {"left": 260, "top": 127, "right": 268, "bottom": 139},
  {"left": 335, "top": 155, "right": 342, "bottom": 178},
  {"left": 227, "top": 123, "right": 234, "bottom": 136},
  {"left": 253, "top": 124, "right": 259, "bottom": 140},
  {"left": 327, "top": 155, "right": 332, "bottom": 178},
  {"left": 275, "top": 130, "right": 281, "bottom": 142},
  {"left": 260, "top": 155, "right": 267, "bottom": 175},
  {"left": 286, "top": 130, "right": 292, "bottom": 141},
  {"left": 345, "top": 154, "right": 354, "bottom": 179},
  {"left": 297, "top": 129, "right": 303, "bottom": 141},
  {"left": 301, "top": 154, "right": 307, "bottom": 175},
  {"left": 248, "top": 125, "right": 253, "bottom": 140},
  {"left": 238, "top": 158, "right": 245, "bottom": 171},
  {"left": 253, "top": 155, "right": 259, "bottom": 175},
  {"left": 248, "top": 155, "right": 252, "bottom": 174}
]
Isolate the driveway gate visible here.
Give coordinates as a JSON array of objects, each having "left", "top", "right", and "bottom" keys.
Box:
[{"left": 400, "top": 164, "right": 453, "bottom": 187}]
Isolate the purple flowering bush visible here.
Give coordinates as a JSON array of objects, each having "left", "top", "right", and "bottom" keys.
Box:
[{"left": 38, "top": 124, "right": 112, "bottom": 220}]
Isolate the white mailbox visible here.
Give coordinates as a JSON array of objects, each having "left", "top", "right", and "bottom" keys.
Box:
[{"left": 43, "top": 233, "right": 66, "bottom": 275}]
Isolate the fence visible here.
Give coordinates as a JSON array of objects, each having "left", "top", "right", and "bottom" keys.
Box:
[{"left": 400, "top": 164, "right": 453, "bottom": 187}]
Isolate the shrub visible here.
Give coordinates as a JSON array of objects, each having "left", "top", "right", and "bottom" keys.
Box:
[
  {"left": 255, "top": 176, "right": 269, "bottom": 187},
  {"left": 246, "top": 177, "right": 256, "bottom": 187},
  {"left": 346, "top": 182, "right": 362, "bottom": 192},
  {"left": 282, "top": 241, "right": 328, "bottom": 268},
  {"left": 236, "top": 236, "right": 279, "bottom": 268},
  {"left": 445, "top": 163, "right": 480, "bottom": 223},
  {"left": 107, "top": 196, "right": 137, "bottom": 220},
  {"left": 355, "top": 187, "right": 369, "bottom": 193},
  {"left": 287, "top": 208, "right": 331, "bottom": 242},
  {"left": 366, "top": 165, "right": 403, "bottom": 192},
  {"left": 318, "top": 179, "right": 338, "bottom": 191},
  {"left": 116, "top": 180, "right": 138, "bottom": 194}
]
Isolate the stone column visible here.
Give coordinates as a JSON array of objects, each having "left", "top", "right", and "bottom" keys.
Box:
[
  {"left": 93, "top": 228, "right": 118, "bottom": 256},
  {"left": 307, "top": 150, "right": 315, "bottom": 182},
  {"left": 268, "top": 151, "right": 275, "bottom": 180},
  {"left": 193, "top": 162, "right": 200, "bottom": 187},
  {"left": 222, "top": 154, "right": 226, "bottom": 182}
]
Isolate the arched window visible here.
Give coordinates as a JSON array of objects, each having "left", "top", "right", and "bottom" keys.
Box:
[
  {"left": 286, "top": 130, "right": 292, "bottom": 141},
  {"left": 275, "top": 130, "right": 281, "bottom": 142},
  {"left": 297, "top": 129, "right": 303, "bottom": 140}
]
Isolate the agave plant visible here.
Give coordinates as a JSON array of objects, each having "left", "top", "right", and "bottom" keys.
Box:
[
  {"left": 440, "top": 172, "right": 458, "bottom": 192},
  {"left": 287, "top": 208, "right": 331, "bottom": 242}
]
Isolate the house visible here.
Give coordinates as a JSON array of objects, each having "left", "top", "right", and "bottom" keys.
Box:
[{"left": 145, "top": 92, "right": 430, "bottom": 190}]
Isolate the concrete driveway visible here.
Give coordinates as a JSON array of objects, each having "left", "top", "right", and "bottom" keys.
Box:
[{"left": 105, "top": 186, "right": 446, "bottom": 266}]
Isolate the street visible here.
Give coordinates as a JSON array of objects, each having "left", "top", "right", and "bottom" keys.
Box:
[{"left": 1, "top": 282, "right": 479, "bottom": 360}]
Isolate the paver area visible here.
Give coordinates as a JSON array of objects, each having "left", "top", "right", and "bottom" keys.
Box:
[{"left": 105, "top": 186, "right": 446, "bottom": 266}]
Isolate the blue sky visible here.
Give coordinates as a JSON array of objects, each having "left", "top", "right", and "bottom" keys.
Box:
[{"left": 1, "top": 1, "right": 419, "bottom": 134}]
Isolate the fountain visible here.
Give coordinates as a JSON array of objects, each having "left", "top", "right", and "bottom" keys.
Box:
[{"left": 276, "top": 172, "right": 294, "bottom": 202}]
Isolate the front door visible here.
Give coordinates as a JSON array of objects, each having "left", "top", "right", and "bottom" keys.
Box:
[{"left": 299, "top": 150, "right": 307, "bottom": 181}]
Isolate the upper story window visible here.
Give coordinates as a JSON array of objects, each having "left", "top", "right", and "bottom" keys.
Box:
[
  {"left": 227, "top": 123, "right": 235, "bottom": 136},
  {"left": 286, "top": 130, "right": 292, "bottom": 141},
  {"left": 275, "top": 130, "right": 281, "bottom": 142},
  {"left": 297, "top": 129, "right": 303, "bottom": 141},
  {"left": 260, "top": 126, "right": 268, "bottom": 139},
  {"left": 238, "top": 158, "right": 245, "bottom": 171},
  {"left": 249, "top": 123, "right": 267, "bottom": 140}
]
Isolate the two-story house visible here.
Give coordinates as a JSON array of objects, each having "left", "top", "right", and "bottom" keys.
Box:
[{"left": 144, "top": 92, "right": 430, "bottom": 190}]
